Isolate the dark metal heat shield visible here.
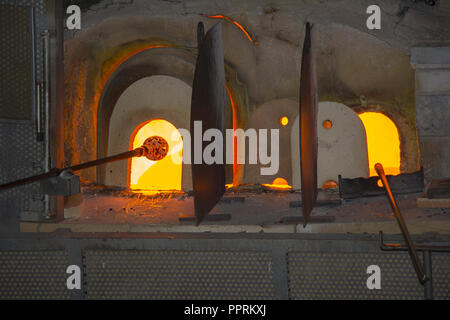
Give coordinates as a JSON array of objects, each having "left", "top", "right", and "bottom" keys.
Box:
[
  {"left": 299, "top": 22, "right": 318, "bottom": 226},
  {"left": 190, "top": 22, "right": 226, "bottom": 225}
]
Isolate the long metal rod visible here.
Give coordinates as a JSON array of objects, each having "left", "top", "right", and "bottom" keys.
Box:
[
  {"left": 35, "top": 82, "right": 42, "bottom": 140},
  {"left": 380, "top": 230, "right": 450, "bottom": 300},
  {"left": 30, "top": 7, "right": 41, "bottom": 141},
  {"left": 375, "top": 163, "right": 427, "bottom": 284},
  {"left": 43, "top": 30, "right": 51, "bottom": 218},
  {"left": 42, "top": 30, "right": 50, "bottom": 171},
  {"left": 69, "top": 148, "right": 144, "bottom": 172},
  {"left": 0, "top": 147, "right": 148, "bottom": 192}
]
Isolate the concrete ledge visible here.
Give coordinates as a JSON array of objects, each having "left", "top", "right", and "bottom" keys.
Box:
[{"left": 20, "top": 219, "right": 450, "bottom": 235}]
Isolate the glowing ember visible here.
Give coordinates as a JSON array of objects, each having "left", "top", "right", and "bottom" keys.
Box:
[
  {"left": 359, "top": 112, "right": 400, "bottom": 176},
  {"left": 130, "top": 119, "right": 183, "bottom": 191},
  {"left": 322, "top": 119, "right": 332, "bottom": 129},
  {"left": 226, "top": 85, "right": 239, "bottom": 186},
  {"left": 202, "top": 14, "right": 258, "bottom": 45}
]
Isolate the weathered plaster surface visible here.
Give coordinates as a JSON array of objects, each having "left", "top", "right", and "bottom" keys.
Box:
[
  {"left": 105, "top": 75, "right": 193, "bottom": 189},
  {"left": 64, "top": 0, "right": 450, "bottom": 184},
  {"left": 412, "top": 46, "right": 450, "bottom": 179},
  {"left": 292, "top": 101, "right": 369, "bottom": 189}
]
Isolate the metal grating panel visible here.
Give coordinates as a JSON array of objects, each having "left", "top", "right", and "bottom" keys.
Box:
[
  {"left": 0, "top": 0, "right": 47, "bottom": 220},
  {"left": 0, "top": 122, "right": 45, "bottom": 218},
  {"left": 0, "top": 0, "right": 45, "bottom": 82},
  {"left": 433, "top": 253, "right": 450, "bottom": 300},
  {"left": 84, "top": 250, "right": 275, "bottom": 300},
  {"left": 0, "top": 4, "right": 32, "bottom": 120},
  {"left": 0, "top": 250, "right": 71, "bottom": 299},
  {"left": 287, "top": 252, "right": 424, "bottom": 300}
]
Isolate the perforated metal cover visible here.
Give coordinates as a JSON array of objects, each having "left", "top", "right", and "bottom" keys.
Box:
[
  {"left": 0, "top": 4, "right": 32, "bottom": 120},
  {"left": 287, "top": 252, "right": 424, "bottom": 300},
  {"left": 433, "top": 253, "right": 450, "bottom": 300},
  {"left": 0, "top": 250, "right": 71, "bottom": 299},
  {"left": 0, "top": 0, "right": 47, "bottom": 221},
  {"left": 83, "top": 250, "right": 275, "bottom": 300},
  {"left": 0, "top": 122, "right": 45, "bottom": 219}
]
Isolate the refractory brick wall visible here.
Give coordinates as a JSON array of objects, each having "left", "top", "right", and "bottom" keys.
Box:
[
  {"left": 412, "top": 46, "right": 450, "bottom": 180},
  {"left": 63, "top": 0, "right": 450, "bottom": 185}
]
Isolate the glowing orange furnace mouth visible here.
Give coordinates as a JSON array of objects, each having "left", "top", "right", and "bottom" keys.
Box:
[
  {"left": 129, "top": 119, "right": 183, "bottom": 192},
  {"left": 358, "top": 112, "right": 400, "bottom": 176}
]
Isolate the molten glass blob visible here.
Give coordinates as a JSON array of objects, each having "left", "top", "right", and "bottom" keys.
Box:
[
  {"left": 359, "top": 112, "right": 401, "bottom": 176},
  {"left": 129, "top": 119, "right": 183, "bottom": 191},
  {"left": 263, "top": 177, "right": 292, "bottom": 190},
  {"left": 143, "top": 136, "right": 169, "bottom": 161},
  {"left": 322, "top": 180, "right": 338, "bottom": 190}
]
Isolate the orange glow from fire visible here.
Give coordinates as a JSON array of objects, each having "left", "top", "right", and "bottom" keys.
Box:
[
  {"left": 95, "top": 44, "right": 239, "bottom": 187},
  {"left": 91, "top": 45, "right": 172, "bottom": 177},
  {"left": 129, "top": 119, "right": 183, "bottom": 191},
  {"left": 93, "top": 44, "right": 171, "bottom": 132},
  {"left": 280, "top": 116, "right": 289, "bottom": 126},
  {"left": 359, "top": 112, "right": 401, "bottom": 176},
  {"left": 263, "top": 177, "right": 292, "bottom": 190},
  {"left": 95, "top": 44, "right": 171, "bottom": 104},
  {"left": 322, "top": 180, "right": 338, "bottom": 190},
  {"left": 202, "top": 14, "right": 258, "bottom": 45},
  {"left": 226, "top": 85, "right": 239, "bottom": 186}
]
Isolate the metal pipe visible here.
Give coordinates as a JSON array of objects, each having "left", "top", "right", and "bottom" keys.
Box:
[
  {"left": 42, "top": 30, "right": 51, "bottom": 171},
  {"left": 30, "top": 7, "right": 42, "bottom": 141},
  {"left": 41, "top": 29, "right": 51, "bottom": 218},
  {"left": 0, "top": 148, "right": 143, "bottom": 192},
  {"left": 375, "top": 163, "right": 428, "bottom": 284},
  {"left": 35, "top": 82, "right": 43, "bottom": 141},
  {"left": 68, "top": 148, "right": 146, "bottom": 172},
  {"left": 0, "top": 142, "right": 159, "bottom": 193}
]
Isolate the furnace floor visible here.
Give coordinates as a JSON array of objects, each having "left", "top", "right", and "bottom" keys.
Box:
[{"left": 20, "top": 186, "right": 450, "bottom": 235}]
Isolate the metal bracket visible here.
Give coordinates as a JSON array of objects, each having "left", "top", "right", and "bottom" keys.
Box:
[
  {"left": 40, "top": 169, "right": 80, "bottom": 196},
  {"left": 379, "top": 231, "right": 450, "bottom": 252}
]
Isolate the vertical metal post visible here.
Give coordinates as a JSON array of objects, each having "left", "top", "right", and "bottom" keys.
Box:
[
  {"left": 67, "top": 240, "right": 85, "bottom": 300},
  {"left": 30, "top": 7, "right": 42, "bottom": 141},
  {"left": 42, "top": 29, "right": 51, "bottom": 219},
  {"left": 423, "top": 250, "right": 433, "bottom": 300},
  {"left": 51, "top": 0, "right": 66, "bottom": 221},
  {"left": 35, "top": 82, "right": 43, "bottom": 140},
  {"left": 42, "top": 29, "right": 50, "bottom": 172},
  {"left": 271, "top": 247, "right": 289, "bottom": 299}
]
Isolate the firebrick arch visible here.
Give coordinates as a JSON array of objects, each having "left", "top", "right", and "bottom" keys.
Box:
[
  {"left": 105, "top": 75, "right": 192, "bottom": 190},
  {"left": 96, "top": 46, "right": 249, "bottom": 188}
]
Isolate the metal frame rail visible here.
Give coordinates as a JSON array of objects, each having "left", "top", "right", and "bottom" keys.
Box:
[{"left": 375, "top": 163, "right": 450, "bottom": 300}]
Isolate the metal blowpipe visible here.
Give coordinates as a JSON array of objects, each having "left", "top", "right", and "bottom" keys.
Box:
[{"left": 0, "top": 136, "right": 169, "bottom": 192}]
